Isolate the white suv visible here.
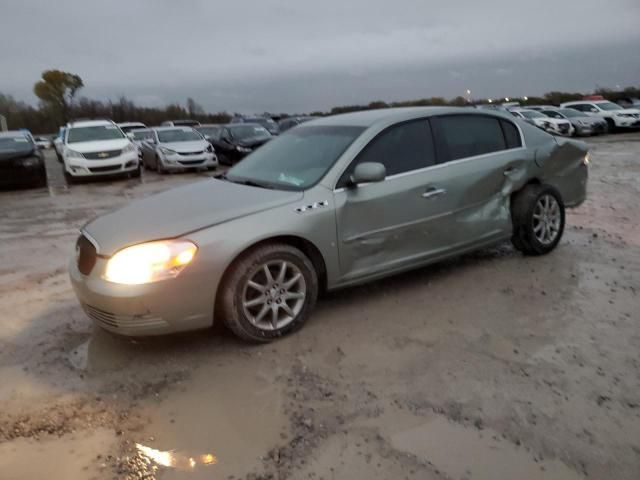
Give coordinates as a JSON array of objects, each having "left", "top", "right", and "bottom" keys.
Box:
[
  {"left": 62, "top": 120, "right": 140, "bottom": 182},
  {"left": 560, "top": 101, "right": 640, "bottom": 131}
]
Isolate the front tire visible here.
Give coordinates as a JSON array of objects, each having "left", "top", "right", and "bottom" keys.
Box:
[
  {"left": 604, "top": 118, "right": 615, "bottom": 133},
  {"left": 511, "top": 184, "right": 565, "bottom": 256},
  {"left": 63, "top": 166, "right": 76, "bottom": 185},
  {"left": 218, "top": 243, "right": 318, "bottom": 342}
]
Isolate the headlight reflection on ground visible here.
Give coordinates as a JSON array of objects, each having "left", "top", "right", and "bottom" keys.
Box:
[{"left": 135, "top": 443, "right": 217, "bottom": 470}]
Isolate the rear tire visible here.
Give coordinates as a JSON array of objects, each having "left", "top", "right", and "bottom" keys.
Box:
[
  {"left": 218, "top": 243, "right": 318, "bottom": 342},
  {"left": 511, "top": 184, "right": 565, "bottom": 256}
]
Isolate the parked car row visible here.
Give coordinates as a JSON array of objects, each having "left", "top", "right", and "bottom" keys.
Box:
[{"left": 479, "top": 99, "right": 640, "bottom": 136}]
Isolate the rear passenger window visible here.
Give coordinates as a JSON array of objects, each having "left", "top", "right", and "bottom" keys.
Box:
[
  {"left": 500, "top": 120, "right": 522, "bottom": 149},
  {"left": 338, "top": 119, "right": 435, "bottom": 186},
  {"left": 432, "top": 115, "right": 507, "bottom": 162}
]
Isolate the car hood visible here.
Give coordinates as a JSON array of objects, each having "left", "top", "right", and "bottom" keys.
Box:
[
  {"left": 67, "top": 138, "right": 131, "bottom": 153},
  {"left": 160, "top": 140, "right": 209, "bottom": 153},
  {"left": 533, "top": 118, "right": 569, "bottom": 126},
  {"left": 573, "top": 116, "right": 605, "bottom": 124},
  {"left": 84, "top": 178, "right": 303, "bottom": 256},
  {"left": 237, "top": 136, "right": 271, "bottom": 148},
  {"left": 0, "top": 146, "right": 37, "bottom": 162}
]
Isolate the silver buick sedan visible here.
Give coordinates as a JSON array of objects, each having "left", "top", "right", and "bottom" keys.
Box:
[{"left": 70, "top": 107, "right": 588, "bottom": 342}]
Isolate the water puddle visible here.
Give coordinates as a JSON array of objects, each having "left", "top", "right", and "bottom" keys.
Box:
[
  {"left": 0, "top": 428, "right": 116, "bottom": 480},
  {"left": 390, "top": 416, "right": 583, "bottom": 480},
  {"left": 139, "top": 355, "right": 288, "bottom": 479}
]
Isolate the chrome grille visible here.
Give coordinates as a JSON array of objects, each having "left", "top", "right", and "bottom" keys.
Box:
[{"left": 83, "top": 149, "right": 122, "bottom": 160}]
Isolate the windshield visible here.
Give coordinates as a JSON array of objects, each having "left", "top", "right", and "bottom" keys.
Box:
[
  {"left": 596, "top": 101, "right": 622, "bottom": 111},
  {"left": 226, "top": 125, "right": 364, "bottom": 190},
  {"left": 119, "top": 124, "right": 146, "bottom": 133},
  {"left": 67, "top": 125, "right": 124, "bottom": 143},
  {"left": 229, "top": 125, "right": 271, "bottom": 141},
  {"left": 195, "top": 126, "right": 220, "bottom": 138},
  {"left": 246, "top": 118, "right": 279, "bottom": 132},
  {"left": 0, "top": 135, "right": 33, "bottom": 151},
  {"left": 132, "top": 130, "right": 154, "bottom": 140},
  {"left": 520, "top": 110, "right": 546, "bottom": 119},
  {"left": 557, "top": 109, "right": 581, "bottom": 118},
  {"left": 157, "top": 128, "right": 203, "bottom": 143}
]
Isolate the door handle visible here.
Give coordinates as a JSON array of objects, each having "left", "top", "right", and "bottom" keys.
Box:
[{"left": 422, "top": 187, "right": 446, "bottom": 199}]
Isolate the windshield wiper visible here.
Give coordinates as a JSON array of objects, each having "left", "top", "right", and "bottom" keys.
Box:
[{"left": 217, "top": 174, "right": 274, "bottom": 189}]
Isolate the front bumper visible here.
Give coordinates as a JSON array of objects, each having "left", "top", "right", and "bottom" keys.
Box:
[
  {"left": 69, "top": 255, "right": 213, "bottom": 336},
  {"left": 613, "top": 117, "right": 640, "bottom": 128},
  {"left": 0, "top": 163, "right": 46, "bottom": 187},
  {"left": 66, "top": 151, "right": 140, "bottom": 177},
  {"left": 159, "top": 152, "right": 217, "bottom": 171}
]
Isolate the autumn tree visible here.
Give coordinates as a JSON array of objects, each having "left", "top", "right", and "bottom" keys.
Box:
[{"left": 33, "top": 70, "right": 84, "bottom": 124}]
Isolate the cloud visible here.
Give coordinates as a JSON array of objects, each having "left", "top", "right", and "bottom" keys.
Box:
[{"left": 1, "top": 0, "right": 639, "bottom": 112}]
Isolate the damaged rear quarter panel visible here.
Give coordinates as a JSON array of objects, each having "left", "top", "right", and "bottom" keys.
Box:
[{"left": 535, "top": 137, "right": 589, "bottom": 207}]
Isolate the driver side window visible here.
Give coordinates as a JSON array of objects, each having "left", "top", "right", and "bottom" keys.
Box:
[{"left": 337, "top": 119, "right": 436, "bottom": 188}]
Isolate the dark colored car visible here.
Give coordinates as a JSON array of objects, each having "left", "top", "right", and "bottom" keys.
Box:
[
  {"left": 278, "top": 116, "right": 317, "bottom": 132},
  {"left": 231, "top": 116, "right": 280, "bottom": 136},
  {"left": 0, "top": 131, "right": 47, "bottom": 188},
  {"left": 207, "top": 124, "right": 272, "bottom": 165}
]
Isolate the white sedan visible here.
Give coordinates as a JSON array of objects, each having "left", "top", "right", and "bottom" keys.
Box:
[{"left": 511, "top": 109, "right": 574, "bottom": 136}]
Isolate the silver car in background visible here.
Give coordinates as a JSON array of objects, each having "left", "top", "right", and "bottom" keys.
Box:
[
  {"left": 139, "top": 126, "right": 217, "bottom": 173},
  {"left": 540, "top": 108, "right": 607, "bottom": 136},
  {"left": 70, "top": 107, "right": 588, "bottom": 342}
]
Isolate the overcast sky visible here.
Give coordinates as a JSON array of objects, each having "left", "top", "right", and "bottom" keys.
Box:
[{"left": 2, "top": 0, "right": 639, "bottom": 113}]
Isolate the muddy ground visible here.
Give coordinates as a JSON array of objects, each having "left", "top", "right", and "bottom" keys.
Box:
[{"left": 0, "top": 134, "right": 639, "bottom": 480}]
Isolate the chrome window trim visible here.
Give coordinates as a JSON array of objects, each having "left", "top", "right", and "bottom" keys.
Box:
[{"left": 332, "top": 116, "right": 527, "bottom": 193}]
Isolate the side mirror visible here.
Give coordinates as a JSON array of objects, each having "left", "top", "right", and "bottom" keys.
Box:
[
  {"left": 351, "top": 162, "right": 386, "bottom": 185},
  {"left": 204, "top": 135, "right": 211, "bottom": 140}
]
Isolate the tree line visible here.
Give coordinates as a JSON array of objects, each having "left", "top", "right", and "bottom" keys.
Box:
[{"left": 1, "top": 69, "right": 639, "bottom": 134}]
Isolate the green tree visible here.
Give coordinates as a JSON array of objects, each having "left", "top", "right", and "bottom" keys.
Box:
[{"left": 33, "top": 69, "right": 84, "bottom": 124}]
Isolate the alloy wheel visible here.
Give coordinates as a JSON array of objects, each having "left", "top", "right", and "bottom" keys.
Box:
[
  {"left": 241, "top": 260, "right": 307, "bottom": 331},
  {"left": 532, "top": 194, "right": 561, "bottom": 245}
]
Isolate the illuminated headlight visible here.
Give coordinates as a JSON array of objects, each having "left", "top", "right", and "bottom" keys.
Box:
[
  {"left": 104, "top": 240, "right": 197, "bottom": 285},
  {"left": 123, "top": 142, "right": 137, "bottom": 153},
  {"left": 236, "top": 146, "right": 252, "bottom": 153},
  {"left": 66, "top": 149, "right": 84, "bottom": 159},
  {"left": 159, "top": 147, "right": 176, "bottom": 155},
  {"left": 583, "top": 152, "right": 590, "bottom": 166}
]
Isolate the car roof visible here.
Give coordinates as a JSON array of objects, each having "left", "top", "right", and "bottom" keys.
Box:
[
  {"left": 309, "top": 107, "right": 519, "bottom": 128},
  {"left": 153, "top": 126, "right": 197, "bottom": 131},
  {"left": 117, "top": 122, "right": 146, "bottom": 127},
  {"left": 195, "top": 124, "right": 222, "bottom": 128},
  {"left": 67, "top": 119, "right": 115, "bottom": 128}
]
